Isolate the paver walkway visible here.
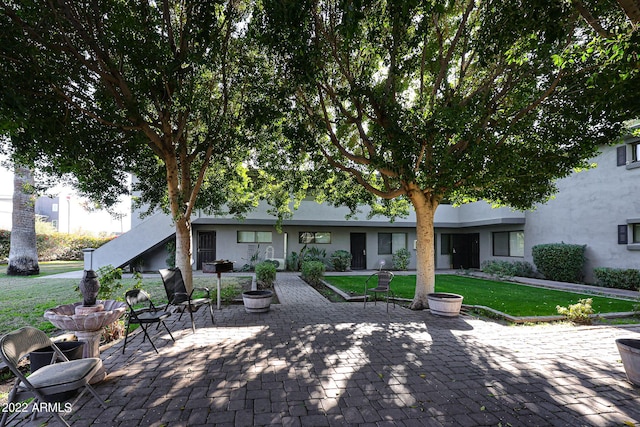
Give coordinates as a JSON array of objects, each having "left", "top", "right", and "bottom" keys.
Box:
[{"left": 6, "top": 273, "right": 640, "bottom": 426}]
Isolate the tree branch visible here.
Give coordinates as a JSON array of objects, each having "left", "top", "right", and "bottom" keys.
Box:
[{"left": 570, "top": 0, "right": 616, "bottom": 38}]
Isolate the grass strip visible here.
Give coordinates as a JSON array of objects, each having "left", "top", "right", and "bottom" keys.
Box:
[
  {"left": 0, "top": 272, "right": 251, "bottom": 336},
  {"left": 324, "top": 274, "right": 638, "bottom": 317}
]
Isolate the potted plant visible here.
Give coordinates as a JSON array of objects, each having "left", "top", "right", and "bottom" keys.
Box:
[
  {"left": 243, "top": 261, "right": 275, "bottom": 313},
  {"left": 616, "top": 338, "right": 640, "bottom": 386},
  {"left": 427, "top": 292, "right": 464, "bottom": 317}
]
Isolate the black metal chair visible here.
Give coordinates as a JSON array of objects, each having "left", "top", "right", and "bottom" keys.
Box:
[
  {"left": 364, "top": 271, "right": 396, "bottom": 312},
  {"left": 159, "top": 267, "right": 214, "bottom": 332},
  {"left": 0, "top": 327, "right": 106, "bottom": 427},
  {"left": 122, "top": 289, "right": 175, "bottom": 354}
]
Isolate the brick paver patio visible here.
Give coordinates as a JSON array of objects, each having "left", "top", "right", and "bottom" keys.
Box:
[{"left": 7, "top": 272, "right": 640, "bottom": 426}]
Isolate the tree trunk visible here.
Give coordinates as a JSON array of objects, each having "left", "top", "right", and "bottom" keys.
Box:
[
  {"left": 164, "top": 153, "right": 194, "bottom": 293},
  {"left": 407, "top": 185, "right": 438, "bottom": 310},
  {"left": 175, "top": 216, "right": 193, "bottom": 293},
  {"left": 7, "top": 165, "right": 39, "bottom": 276}
]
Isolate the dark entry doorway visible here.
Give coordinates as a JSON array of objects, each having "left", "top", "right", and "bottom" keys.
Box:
[
  {"left": 451, "top": 233, "right": 480, "bottom": 269},
  {"left": 350, "top": 233, "right": 366, "bottom": 270},
  {"left": 197, "top": 231, "right": 216, "bottom": 270}
]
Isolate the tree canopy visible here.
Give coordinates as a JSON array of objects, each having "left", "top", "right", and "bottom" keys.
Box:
[
  {"left": 256, "top": 0, "right": 638, "bottom": 307},
  {"left": 1, "top": 0, "right": 637, "bottom": 306},
  {"left": 0, "top": 1, "right": 278, "bottom": 290}
]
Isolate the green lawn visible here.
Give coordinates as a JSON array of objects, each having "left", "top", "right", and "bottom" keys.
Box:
[
  {"left": 0, "top": 265, "right": 251, "bottom": 336},
  {"left": 325, "top": 274, "right": 638, "bottom": 317}
]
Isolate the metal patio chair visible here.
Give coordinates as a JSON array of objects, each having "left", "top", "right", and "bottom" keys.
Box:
[
  {"left": 159, "top": 267, "right": 215, "bottom": 332},
  {"left": 364, "top": 270, "right": 396, "bottom": 312},
  {"left": 0, "top": 327, "right": 106, "bottom": 427},
  {"left": 122, "top": 289, "right": 175, "bottom": 354}
]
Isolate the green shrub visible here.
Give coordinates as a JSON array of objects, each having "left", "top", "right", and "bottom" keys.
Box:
[
  {"left": 73, "top": 264, "right": 143, "bottom": 301},
  {"left": 392, "top": 248, "right": 411, "bottom": 270},
  {"left": 556, "top": 298, "right": 594, "bottom": 325},
  {"left": 96, "top": 265, "right": 124, "bottom": 300},
  {"left": 37, "top": 232, "right": 113, "bottom": 261},
  {"left": 255, "top": 261, "right": 277, "bottom": 289},
  {"left": 593, "top": 267, "right": 640, "bottom": 291},
  {"left": 481, "top": 260, "right": 513, "bottom": 278},
  {"left": 330, "top": 250, "right": 352, "bottom": 272},
  {"left": 0, "top": 229, "right": 112, "bottom": 262},
  {"left": 482, "top": 260, "right": 535, "bottom": 278},
  {"left": 303, "top": 246, "right": 326, "bottom": 263},
  {"left": 532, "top": 243, "right": 586, "bottom": 283},
  {"left": 286, "top": 251, "right": 300, "bottom": 271},
  {"left": 165, "top": 241, "right": 176, "bottom": 269},
  {"left": 219, "top": 282, "right": 242, "bottom": 304},
  {"left": 301, "top": 260, "right": 325, "bottom": 285},
  {"left": 0, "top": 229, "right": 9, "bottom": 261}
]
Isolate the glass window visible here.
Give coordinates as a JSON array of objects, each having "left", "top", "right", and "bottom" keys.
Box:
[
  {"left": 392, "top": 233, "right": 407, "bottom": 251},
  {"left": 632, "top": 142, "right": 640, "bottom": 163},
  {"left": 633, "top": 224, "right": 640, "bottom": 244},
  {"left": 237, "top": 231, "right": 272, "bottom": 243},
  {"left": 314, "top": 232, "right": 331, "bottom": 244},
  {"left": 493, "top": 232, "right": 509, "bottom": 256},
  {"left": 237, "top": 231, "right": 253, "bottom": 243},
  {"left": 298, "top": 232, "right": 331, "bottom": 244},
  {"left": 256, "top": 232, "right": 272, "bottom": 243},
  {"left": 378, "top": 233, "right": 407, "bottom": 255},
  {"left": 493, "top": 231, "right": 524, "bottom": 257},
  {"left": 509, "top": 231, "right": 525, "bottom": 257},
  {"left": 378, "top": 233, "right": 392, "bottom": 254}
]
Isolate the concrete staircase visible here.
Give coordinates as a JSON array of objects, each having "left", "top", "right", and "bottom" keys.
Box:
[{"left": 89, "top": 211, "right": 175, "bottom": 270}]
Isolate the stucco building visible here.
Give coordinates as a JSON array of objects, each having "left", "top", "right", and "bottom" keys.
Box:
[{"left": 92, "top": 127, "right": 640, "bottom": 284}]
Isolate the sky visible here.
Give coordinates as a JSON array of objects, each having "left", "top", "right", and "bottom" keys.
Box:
[{"left": 0, "top": 162, "right": 131, "bottom": 235}]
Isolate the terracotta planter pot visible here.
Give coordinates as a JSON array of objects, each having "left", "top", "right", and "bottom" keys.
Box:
[
  {"left": 242, "top": 290, "right": 273, "bottom": 313},
  {"left": 427, "top": 293, "right": 463, "bottom": 317},
  {"left": 616, "top": 338, "right": 640, "bottom": 386}
]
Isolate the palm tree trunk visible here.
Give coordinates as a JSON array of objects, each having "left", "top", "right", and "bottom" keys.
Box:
[{"left": 7, "top": 164, "right": 40, "bottom": 276}]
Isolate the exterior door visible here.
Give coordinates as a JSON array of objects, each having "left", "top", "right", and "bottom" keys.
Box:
[
  {"left": 350, "top": 233, "right": 367, "bottom": 270},
  {"left": 197, "top": 231, "right": 216, "bottom": 270},
  {"left": 451, "top": 233, "right": 480, "bottom": 269}
]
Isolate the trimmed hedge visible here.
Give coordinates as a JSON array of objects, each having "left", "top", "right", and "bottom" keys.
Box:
[
  {"left": 301, "top": 260, "right": 325, "bottom": 285},
  {"left": 0, "top": 230, "right": 9, "bottom": 261},
  {"left": 1, "top": 229, "right": 113, "bottom": 262},
  {"left": 481, "top": 260, "right": 536, "bottom": 279},
  {"left": 255, "top": 261, "right": 277, "bottom": 289},
  {"left": 531, "top": 243, "right": 586, "bottom": 283},
  {"left": 593, "top": 267, "right": 640, "bottom": 291}
]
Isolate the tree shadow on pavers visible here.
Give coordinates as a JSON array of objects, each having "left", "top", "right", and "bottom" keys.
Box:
[
  {"left": 49, "top": 304, "right": 640, "bottom": 427},
  {"left": 421, "top": 317, "right": 640, "bottom": 426}
]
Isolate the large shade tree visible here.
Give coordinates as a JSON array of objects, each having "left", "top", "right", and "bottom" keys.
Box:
[
  {"left": 1, "top": 1, "right": 268, "bottom": 291},
  {"left": 258, "top": 0, "right": 638, "bottom": 308}
]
